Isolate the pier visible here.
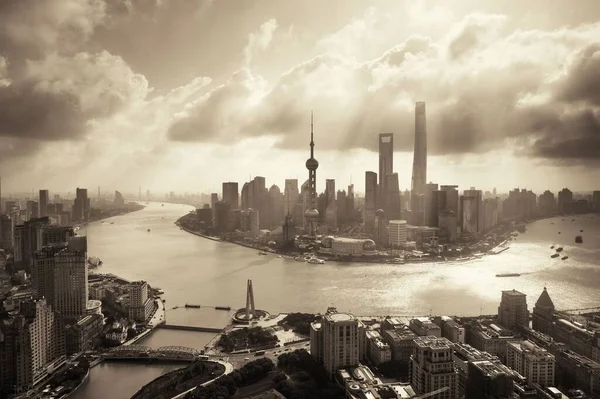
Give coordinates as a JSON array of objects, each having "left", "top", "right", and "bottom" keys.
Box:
[{"left": 157, "top": 324, "right": 223, "bottom": 333}]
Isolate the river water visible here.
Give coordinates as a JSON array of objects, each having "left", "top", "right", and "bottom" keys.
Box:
[{"left": 73, "top": 203, "right": 600, "bottom": 398}]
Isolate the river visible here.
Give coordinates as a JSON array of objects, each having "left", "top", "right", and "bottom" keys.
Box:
[{"left": 73, "top": 202, "right": 600, "bottom": 398}]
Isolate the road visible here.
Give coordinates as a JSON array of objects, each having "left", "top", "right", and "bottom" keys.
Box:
[{"left": 211, "top": 341, "right": 311, "bottom": 370}]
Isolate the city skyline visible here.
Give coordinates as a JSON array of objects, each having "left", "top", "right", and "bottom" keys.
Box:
[{"left": 1, "top": 0, "right": 600, "bottom": 193}]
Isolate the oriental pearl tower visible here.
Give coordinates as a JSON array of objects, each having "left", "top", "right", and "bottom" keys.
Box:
[{"left": 304, "top": 112, "right": 319, "bottom": 238}]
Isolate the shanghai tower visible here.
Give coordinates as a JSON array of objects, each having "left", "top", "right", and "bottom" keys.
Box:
[{"left": 411, "top": 102, "right": 427, "bottom": 225}]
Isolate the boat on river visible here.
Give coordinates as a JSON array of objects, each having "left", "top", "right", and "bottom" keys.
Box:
[
  {"left": 556, "top": 247, "right": 564, "bottom": 252},
  {"left": 496, "top": 273, "right": 521, "bottom": 278},
  {"left": 551, "top": 254, "right": 560, "bottom": 258},
  {"left": 185, "top": 304, "right": 201, "bottom": 308},
  {"left": 561, "top": 256, "right": 569, "bottom": 260},
  {"left": 575, "top": 235, "right": 583, "bottom": 243},
  {"left": 307, "top": 256, "right": 326, "bottom": 264}
]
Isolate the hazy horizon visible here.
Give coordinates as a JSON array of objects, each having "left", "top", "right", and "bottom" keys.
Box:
[{"left": 1, "top": 0, "right": 600, "bottom": 194}]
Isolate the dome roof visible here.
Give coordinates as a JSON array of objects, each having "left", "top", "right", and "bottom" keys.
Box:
[
  {"left": 535, "top": 287, "right": 555, "bottom": 309},
  {"left": 305, "top": 157, "right": 319, "bottom": 169},
  {"left": 305, "top": 208, "right": 320, "bottom": 218}
]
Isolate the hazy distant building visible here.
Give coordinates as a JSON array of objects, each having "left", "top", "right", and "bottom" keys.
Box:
[
  {"left": 214, "top": 201, "right": 232, "bottom": 233},
  {"left": 210, "top": 193, "right": 219, "bottom": 227},
  {"left": 284, "top": 179, "right": 299, "bottom": 222},
  {"left": 0, "top": 214, "right": 13, "bottom": 250},
  {"left": 114, "top": 190, "right": 125, "bottom": 207},
  {"left": 423, "top": 182, "right": 439, "bottom": 227},
  {"left": 385, "top": 173, "right": 402, "bottom": 220},
  {"left": 347, "top": 184, "right": 355, "bottom": 221},
  {"left": 73, "top": 188, "right": 90, "bottom": 222},
  {"left": 39, "top": 190, "right": 49, "bottom": 218},
  {"left": 483, "top": 198, "right": 499, "bottom": 231},
  {"left": 503, "top": 189, "right": 536, "bottom": 222},
  {"left": 336, "top": 190, "right": 347, "bottom": 224},
  {"left": 498, "top": 289, "right": 529, "bottom": 330},
  {"left": 460, "top": 189, "right": 483, "bottom": 237},
  {"left": 364, "top": 171, "right": 378, "bottom": 233},
  {"left": 557, "top": 188, "right": 573, "bottom": 214},
  {"left": 538, "top": 190, "right": 557, "bottom": 216},
  {"left": 268, "top": 185, "right": 284, "bottom": 229},
  {"left": 411, "top": 102, "right": 427, "bottom": 226},
  {"left": 26, "top": 200, "right": 39, "bottom": 221},
  {"left": 410, "top": 336, "right": 457, "bottom": 399},
  {"left": 438, "top": 210, "right": 458, "bottom": 244},
  {"left": 222, "top": 182, "right": 239, "bottom": 209},
  {"left": 324, "top": 179, "right": 337, "bottom": 231},
  {"left": 379, "top": 133, "right": 394, "bottom": 213}
]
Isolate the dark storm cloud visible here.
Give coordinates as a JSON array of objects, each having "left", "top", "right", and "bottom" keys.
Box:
[
  {"left": 557, "top": 44, "right": 600, "bottom": 106},
  {"left": 0, "top": 0, "right": 149, "bottom": 162}
]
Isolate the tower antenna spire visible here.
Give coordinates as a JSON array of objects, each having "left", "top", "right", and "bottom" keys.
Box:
[{"left": 310, "top": 111, "right": 314, "bottom": 158}]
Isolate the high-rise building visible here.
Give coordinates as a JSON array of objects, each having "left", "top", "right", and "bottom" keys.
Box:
[
  {"left": 532, "top": 287, "right": 555, "bottom": 336},
  {"left": 438, "top": 210, "right": 458, "bottom": 244},
  {"left": 268, "top": 185, "right": 284, "bottom": 229},
  {"left": 410, "top": 336, "right": 457, "bottom": 399},
  {"left": 498, "top": 289, "right": 529, "bottom": 330},
  {"left": 364, "top": 171, "right": 378, "bottom": 233},
  {"left": 378, "top": 133, "right": 394, "bottom": 212},
  {"left": 222, "top": 182, "right": 239, "bottom": 210},
  {"left": 0, "top": 213, "right": 13, "bottom": 250},
  {"left": 336, "top": 190, "right": 347, "bottom": 224},
  {"left": 319, "top": 308, "right": 362, "bottom": 375},
  {"left": 557, "top": 188, "right": 573, "bottom": 214},
  {"left": 388, "top": 220, "right": 407, "bottom": 248},
  {"left": 385, "top": 173, "right": 402, "bottom": 220},
  {"left": 53, "top": 237, "right": 88, "bottom": 321},
  {"left": 460, "top": 189, "right": 483, "bottom": 237},
  {"left": 0, "top": 298, "right": 66, "bottom": 395},
  {"left": 538, "top": 190, "right": 557, "bottom": 216},
  {"left": 129, "top": 281, "right": 154, "bottom": 323},
  {"left": 411, "top": 102, "right": 427, "bottom": 225},
  {"left": 304, "top": 113, "right": 319, "bottom": 237},
  {"left": 506, "top": 341, "right": 555, "bottom": 387},
  {"left": 26, "top": 200, "right": 39, "bottom": 221},
  {"left": 483, "top": 198, "right": 499, "bottom": 231},
  {"left": 73, "top": 188, "right": 90, "bottom": 222},
  {"left": 324, "top": 179, "right": 337, "bottom": 231},
  {"left": 423, "top": 182, "right": 439, "bottom": 227},
  {"left": 39, "top": 190, "right": 49, "bottom": 218},
  {"left": 347, "top": 184, "right": 355, "bottom": 221},
  {"left": 283, "top": 179, "right": 299, "bottom": 220}
]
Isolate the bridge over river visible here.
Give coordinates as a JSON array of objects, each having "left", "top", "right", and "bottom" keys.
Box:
[{"left": 104, "top": 345, "right": 206, "bottom": 362}]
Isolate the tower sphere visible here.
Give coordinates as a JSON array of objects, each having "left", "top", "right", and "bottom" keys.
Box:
[{"left": 306, "top": 157, "right": 319, "bottom": 170}]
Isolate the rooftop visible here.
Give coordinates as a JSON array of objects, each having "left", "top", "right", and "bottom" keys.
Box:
[
  {"left": 502, "top": 289, "right": 526, "bottom": 297},
  {"left": 325, "top": 312, "right": 356, "bottom": 323},
  {"left": 383, "top": 328, "right": 417, "bottom": 341},
  {"left": 414, "top": 336, "right": 453, "bottom": 350},
  {"left": 535, "top": 287, "right": 555, "bottom": 309}
]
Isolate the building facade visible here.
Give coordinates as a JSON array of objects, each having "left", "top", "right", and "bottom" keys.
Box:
[{"left": 410, "top": 336, "right": 457, "bottom": 399}]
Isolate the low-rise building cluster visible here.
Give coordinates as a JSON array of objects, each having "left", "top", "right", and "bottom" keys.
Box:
[{"left": 308, "top": 288, "right": 600, "bottom": 398}]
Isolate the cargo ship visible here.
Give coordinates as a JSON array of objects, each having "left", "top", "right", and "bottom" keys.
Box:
[
  {"left": 185, "top": 304, "right": 201, "bottom": 308},
  {"left": 215, "top": 306, "right": 232, "bottom": 311}
]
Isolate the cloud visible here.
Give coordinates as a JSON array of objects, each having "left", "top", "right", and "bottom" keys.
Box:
[
  {"left": 166, "top": 14, "right": 600, "bottom": 163},
  {"left": 0, "top": 0, "right": 107, "bottom": 58},
  {"left": 243, "top": 18, "right": 278, "bottom": 66}
]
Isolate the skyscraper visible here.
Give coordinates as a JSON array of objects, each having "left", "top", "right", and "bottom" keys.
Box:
[
  {"left": 304, "top": 113, "right": 319, "bottom": 237},
  {"left": 54, "top": 237, "right": 88, "bottom": 321},
  {"left": 364, "top": 171, "right": 378, "bottom": 233},
  {"left": 379, "top": 133, "right": 394, "bottom": 212},
  {"left": 411, "top": 102, "right": 427, "bottom": 225},
  {"left": 324, "top": 179, "right": 337, "bottom": 231},
  {"left": 73, "top": 188, "right": 90, "bottom": 222},
  {"left": 284, "top": 179, "right": 299, "bottom": 219},
  {"left": 498, "top": 289, "right": 529, "bottom": 330},
  {"left": 411, "top": 336, "right": 457, "bottom": 399},
  {"left": 39, "top": 189, "right": 49, "bottom": 217},
  {"left": 222, "top": 182, "right": 239, "bottom": 209}
]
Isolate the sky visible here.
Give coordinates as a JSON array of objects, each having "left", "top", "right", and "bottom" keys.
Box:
[{"left": 1, "top": 0, "right": 599, "bottom": 196}]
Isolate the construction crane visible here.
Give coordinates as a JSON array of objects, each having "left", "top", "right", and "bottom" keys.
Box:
[{"left": 414, "top": 386, "right": 450, "bottom": 399}]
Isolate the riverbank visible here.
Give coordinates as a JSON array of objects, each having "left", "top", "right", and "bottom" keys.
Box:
[{"left": 175, "top": 215, "right": 499, "bottom": 265}]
